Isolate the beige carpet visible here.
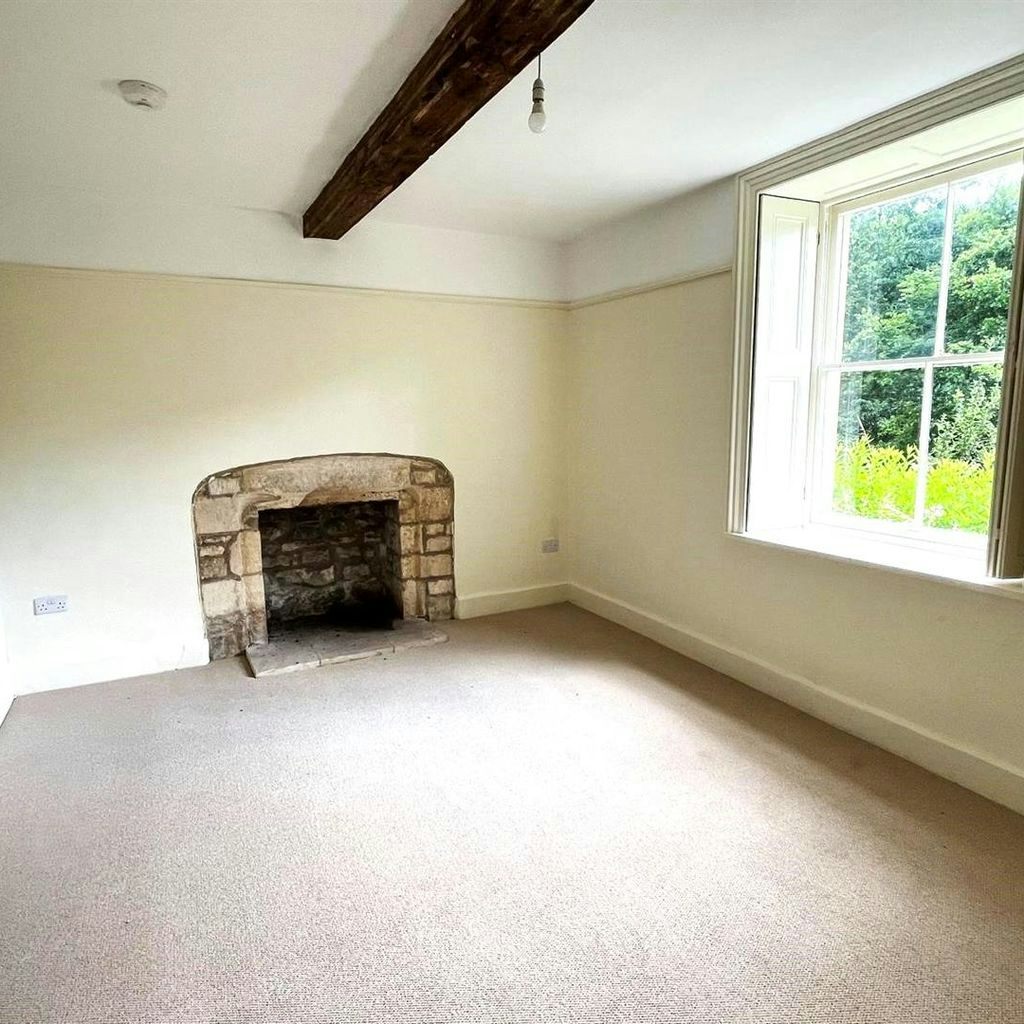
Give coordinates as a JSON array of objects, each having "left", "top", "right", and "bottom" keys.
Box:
[{"left": 1, "top": 604, "right": 1022, "bottom": 1024}]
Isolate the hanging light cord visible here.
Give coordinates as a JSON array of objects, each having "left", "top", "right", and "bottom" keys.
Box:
[{"left": 528, "top": 51, "right": 546, "bottom": 133}]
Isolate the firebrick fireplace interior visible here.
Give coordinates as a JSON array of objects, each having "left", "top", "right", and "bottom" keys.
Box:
[
  {"left": 258, "top": 501, "right": 402, "bottom": 634},
  {"left": 247, "top": 495, "right": 448, "bottom": 673}
]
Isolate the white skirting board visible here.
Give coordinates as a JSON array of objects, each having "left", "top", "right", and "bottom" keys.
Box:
[
  {"left": 568, "top": 583, "right": 1024, "bottom": 817},
  {"left": 455, "top": 583, "right": 570, "bottom": 620}
]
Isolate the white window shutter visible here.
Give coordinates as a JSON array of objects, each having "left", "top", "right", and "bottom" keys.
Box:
[{"left": 748, "top": 195, "right": 820, "bottom": 531}]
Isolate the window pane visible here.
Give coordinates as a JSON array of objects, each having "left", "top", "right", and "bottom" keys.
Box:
[
  {"left": 833, "top": 369, "right": 923, "bottom": 522},
  {"left": 841, "top": 185, "right": 946, "bottom": 361},
  {"left": 944, "top": 162, "right": 1023, "bottom": 354},
  {"left": 924, "top": 363, "right": 1004, "bottom": 533}
]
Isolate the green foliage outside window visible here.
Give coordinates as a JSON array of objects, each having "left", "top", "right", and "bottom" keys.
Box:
[
  {"left": 833, "top": 167, "right": 1019, "bottom": 533},
  {"left": 834, "top": 437, "right": 995, "bottom": 533}
]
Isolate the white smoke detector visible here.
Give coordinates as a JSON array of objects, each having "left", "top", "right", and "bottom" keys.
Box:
[{"left": 117, "top": 80, "right": 167, "bottom": 110}]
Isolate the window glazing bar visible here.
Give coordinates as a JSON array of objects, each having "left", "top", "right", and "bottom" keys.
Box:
[
  {"left": 933, "top": 183, "right": 956, "bottom": 357},
  {"left": 913, "top": 363, "right": 936, "bottom": 525},
  {"left": 818, "top": 351, "right": 1004, "bottom": 373}
]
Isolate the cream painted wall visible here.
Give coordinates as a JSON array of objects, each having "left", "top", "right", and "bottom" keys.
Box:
[
  {"left": 0, "top": 264, "right": 568, "bottom": 693},
  {"left": 567, "top": 270, "right": 1024, "bottom": 813}
]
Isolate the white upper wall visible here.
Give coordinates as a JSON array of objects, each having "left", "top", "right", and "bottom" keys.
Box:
[
  {"left": 0, "top": 172, "right": 736, "bottom": 308},
  {"left": 565, "top": 179, "right": 736, "bottom": 302},
  {"left": 0, "top": 193, "right": 569, "bottom": 303}
]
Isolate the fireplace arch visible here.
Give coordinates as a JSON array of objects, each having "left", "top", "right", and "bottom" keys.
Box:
[{"left": 192, "top": 453, "right": 455, "bottom": 659}]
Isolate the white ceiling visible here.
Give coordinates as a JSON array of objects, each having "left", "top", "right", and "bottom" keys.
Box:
[
  {"left": 0, "top": 0, "right": 460, "bottom": 215},
  {"left": 3, "top": 0, "right": 1024, "bottom": 244}
]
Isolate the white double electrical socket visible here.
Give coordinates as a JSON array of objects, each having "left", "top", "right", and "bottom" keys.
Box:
[{"left": 33, "top": 595, "right": 68, "bottom": 615}]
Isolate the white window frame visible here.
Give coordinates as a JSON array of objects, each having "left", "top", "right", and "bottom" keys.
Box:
[
  {"left": 807, "top": 152, "right": 1019, "bottom": 553},
  {"left": 729, "top": 53, "right": 1024, "bottom": 582}
]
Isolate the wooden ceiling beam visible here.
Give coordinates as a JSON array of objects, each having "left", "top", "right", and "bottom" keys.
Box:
[{"left": 302, "top": 0, "right": 595, "bottom": 240}]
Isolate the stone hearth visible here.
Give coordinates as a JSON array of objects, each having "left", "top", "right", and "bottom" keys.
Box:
[
  {"left": 244, "top": 618, "right": 448, "bottom": 677},
  {"left": 192, "top": 454, "right": 455, "bottom": 660}
]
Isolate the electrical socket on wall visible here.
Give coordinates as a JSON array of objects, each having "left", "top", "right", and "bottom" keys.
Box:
[
  {"left": 33, "top": 595, "right": 68, "bottom": 616},
  {"left": 541, "top": 538, "right": 559, "bottom": 554}
]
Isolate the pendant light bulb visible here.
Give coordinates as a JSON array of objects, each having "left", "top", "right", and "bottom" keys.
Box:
[
  {"left": 528, "top": 95, "right": 546, "bottom": 134},
  {"left": 528, "top": 55, "right": 546, "bottom": 134}
]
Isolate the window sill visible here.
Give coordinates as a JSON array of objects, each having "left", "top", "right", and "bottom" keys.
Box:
[{"left": 735, "top": 524, "right": 1024, "bottom": 601}]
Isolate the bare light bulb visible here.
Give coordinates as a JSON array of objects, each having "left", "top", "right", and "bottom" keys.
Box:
[
  {"left": 529, "top": 94, "right": 546, "bottom": 133},
  {"left": 528, "top": 55, "right": 546, "bottom": 134}
]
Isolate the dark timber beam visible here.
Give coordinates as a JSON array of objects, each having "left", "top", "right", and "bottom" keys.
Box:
[{"left": 303, "top": 0, "right": 595, "bottom": 239}]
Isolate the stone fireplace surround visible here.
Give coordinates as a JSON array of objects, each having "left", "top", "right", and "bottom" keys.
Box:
[{"left": 192, "top": 454, "right": 455, "bottom": 660}]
